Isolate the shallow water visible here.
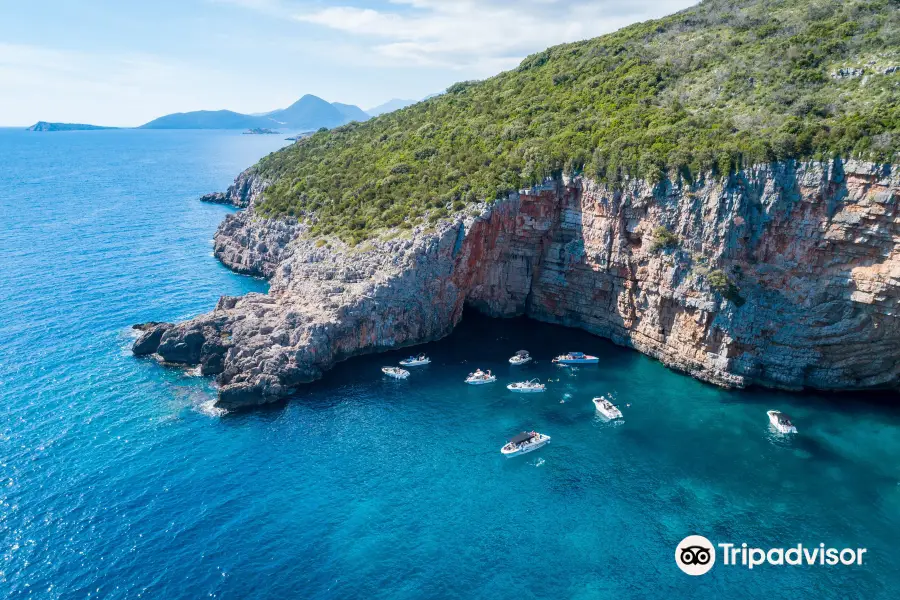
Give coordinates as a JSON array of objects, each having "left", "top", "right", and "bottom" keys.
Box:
[{"left": 1, "top": 128, "right": 899, "bottom": 599}]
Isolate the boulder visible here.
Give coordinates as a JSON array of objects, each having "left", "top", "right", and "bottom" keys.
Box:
[{"left": 132, "top": 323, "right": 172, "bottom": 356}]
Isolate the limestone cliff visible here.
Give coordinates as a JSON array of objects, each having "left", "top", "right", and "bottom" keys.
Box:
[{"left": 135, "top": 160, "right": 900, "bottom": 408}]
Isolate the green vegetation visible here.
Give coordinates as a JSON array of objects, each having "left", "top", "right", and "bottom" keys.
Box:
[
  {"left": 707, "top": 269, "right": 746, "bottom": 306},
  {"left": 650, "top": 226, "right": 680, "bottom": 252},
  {"left": 689, "top": 260, "right": 746, "bottom": 306},
  {"left": 254, "top": 0, "right": 900, "bottom": 242},
  {"left": 707, "top": 269, "right": 731, "bottom": 293}
]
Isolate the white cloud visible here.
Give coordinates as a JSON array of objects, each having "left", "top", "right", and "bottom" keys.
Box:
[{"left": 292, "top": 0, "right": 697, "bottom": 74}]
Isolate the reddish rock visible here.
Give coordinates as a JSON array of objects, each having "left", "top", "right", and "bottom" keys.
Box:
[{"left": 136, "top": 160, "right": 900, "bottom": 408}]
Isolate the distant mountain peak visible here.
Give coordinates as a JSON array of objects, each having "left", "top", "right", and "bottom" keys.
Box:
[
  {"left": 366, "top": 99, "right": 417, "bottom": 117},
  {"left": 331, "top": 102, "right": 370, "bottom": 123},
  {"left": 138, "top": 96, "right": 368, "bottom": 131}
]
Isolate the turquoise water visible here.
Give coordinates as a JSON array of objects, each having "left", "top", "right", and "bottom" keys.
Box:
[{"left": 1, "top": 128, "right": 899, "bottom": 599}]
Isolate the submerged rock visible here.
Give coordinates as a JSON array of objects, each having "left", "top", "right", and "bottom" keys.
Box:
[{"left": 135, "top": 160, "right": 900, "bottom": 409}]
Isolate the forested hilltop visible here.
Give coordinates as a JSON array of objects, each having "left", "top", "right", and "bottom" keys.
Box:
[{"left": 253, "top": 0, "right": 900, "bottom": 243}]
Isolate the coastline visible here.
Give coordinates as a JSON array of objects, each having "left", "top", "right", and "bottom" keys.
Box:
[{"left": 135, "top": 159, "right": 900, "bottom": 409}]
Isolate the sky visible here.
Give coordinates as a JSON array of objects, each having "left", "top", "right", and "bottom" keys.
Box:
[{"left": 0, "top": 0, "right": 697, "bottom": 126}]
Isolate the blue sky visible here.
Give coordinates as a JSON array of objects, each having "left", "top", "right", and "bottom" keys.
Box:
[{"left": 0, "top": 0, "right": 696, "bottom": 126}]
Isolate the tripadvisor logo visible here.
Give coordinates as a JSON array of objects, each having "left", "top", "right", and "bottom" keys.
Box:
[
  {"left": 675, "top": 536, "right": 867, "bottom": 576},
  {"left": 675, "top": 535, "right": 716, "bottom": 576}
]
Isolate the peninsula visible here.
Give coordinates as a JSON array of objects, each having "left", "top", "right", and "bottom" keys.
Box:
[{"left": 134, "top": 0, "right": 900, "bottom": 409}]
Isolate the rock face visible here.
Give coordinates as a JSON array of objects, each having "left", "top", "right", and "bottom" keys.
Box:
[
  {"left": 199, "top": 168, "right": 267, "bottom": 209},
  {"left": 136, "top": 160, "right": 900, "bottom": 408}
]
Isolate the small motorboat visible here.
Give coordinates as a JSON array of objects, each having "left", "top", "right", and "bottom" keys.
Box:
[
  {"left": 465, "top": 369, "right": 496, "bottom": 385},
  {"left": 552, "top": 352, "right": 599, "bottom": 365},
  {"left": 399, "top": 354, "right": 431, "bottom": 367},
  {"left": 767, "top": 410, "right": 797, "bottom": 434},
  {"left": 592, "top": 396, "right": 623, "bottom": 420},
  {"left": 507, "top": 379, "right": 545, "bottom": 393},
  {"left": 382, "top": 366, "right": 410, "bottom": 380},
  {"left": 509, "top": 350, "right": 532, "bottom": 365},
  {"left": 501, "top": 431, "right": 551, "bottom": 457}
]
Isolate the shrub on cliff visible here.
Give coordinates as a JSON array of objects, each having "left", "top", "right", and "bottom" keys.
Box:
[
  {"left": 650, "top": 227, "right": 679, "bottom": 253},
  {"left": 708, "top": 269, "right": 746, "bottom": 307},
  {"left": 707, "top": 270, "right": 730, "bottom": 293},
  {"left": 253, "top": 0, "right": 900, "bottom": 241}
]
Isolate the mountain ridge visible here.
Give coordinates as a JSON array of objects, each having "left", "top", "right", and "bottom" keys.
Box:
[
  {"left": 366, "top": 98, "right": 417, "bottom": 116},
  {"left": 331, "top": 102, "right": 370, "bottom": 122},
  {"left": 139, "top": 110, "right": 272, "bottom": 130},
  {"left": 25, "top": 94, "right": 371, "bottom": 131},
  {"left": 137, "top": 95, "right": 369, "bottom": 130},
  {"left": 261, "top": 95, "right": 350, "bottom": 130}
]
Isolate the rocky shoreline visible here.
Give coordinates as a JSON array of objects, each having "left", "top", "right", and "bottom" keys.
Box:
[{"left": 135, "top": 160, "right": 900, "bottom": 409}]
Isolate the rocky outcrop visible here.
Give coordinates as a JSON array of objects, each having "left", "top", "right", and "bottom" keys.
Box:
[
  {"left": 199, "top": 168, "right": 267, "bottom": 209},
  {"left": 133, "top": 323, "right": 172, "bottom": 356},
  {"left": 136, "top": 160, "right": 900, "bottom": 408},
  {"left": 211, "top": 210, "right": 302, "bottom": 279},
  {"left": 198, "top": 169, "right": 301, "bottom": 278}
]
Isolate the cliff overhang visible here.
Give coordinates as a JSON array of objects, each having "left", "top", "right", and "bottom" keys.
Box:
[{"left": 135, "top": 159, "right": 900, "bottom": 408}]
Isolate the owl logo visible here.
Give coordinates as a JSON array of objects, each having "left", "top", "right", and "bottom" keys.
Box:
[
  {"left": 680, "top": 545, "right": 712, "bottom": 565},
  {"left": 675, "top": 535, "right": 716, "bottom": 575}
]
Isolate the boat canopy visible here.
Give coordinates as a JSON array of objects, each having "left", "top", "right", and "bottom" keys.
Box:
[
  {"left": 509, "top": 432, "right": 535, "bottom": 444},
  {"left": 515, "top": 350, "right": 529, "bottom": 357},
  {"left": 569, "top": 352, "right": 584, "bottom": 357}
]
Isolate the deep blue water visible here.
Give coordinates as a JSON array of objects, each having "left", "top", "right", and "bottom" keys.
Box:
[{"left": 1, "top": 128, "right": 900, "bottom": 599}]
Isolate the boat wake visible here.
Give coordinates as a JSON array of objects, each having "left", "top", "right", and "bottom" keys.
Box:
[{"left": 765, "top": 426, "right": 798, "bottom": 446}]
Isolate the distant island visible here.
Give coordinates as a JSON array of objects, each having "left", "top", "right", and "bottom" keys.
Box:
[
  {"left": 27, "top": 121, "right": 116, "bottom": 132},
  {"left": 139, "top": 95, "right": 368, "bottom": 131},
  {"left": 27, "top": 93, "right": 436, "bottom": 132}
]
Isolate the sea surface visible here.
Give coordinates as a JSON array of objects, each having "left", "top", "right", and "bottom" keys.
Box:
[{"left": 1, "top": 127, "right": 899, "bottom": 599}]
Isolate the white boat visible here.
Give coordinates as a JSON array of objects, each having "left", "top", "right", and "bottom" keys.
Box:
[
  {"left": 465, "top": 370, "right": 496, "bottom": 385},
  {"left": 399, "top": 354, "right": 431, "bottom": 367},
  {"left": 509, "top": 350, "right": 532, "bottom": 365},
  {"left": 552, "top": 352, "right": 599, "bottom": 365},
  {"left": 592, "top": 396, "right": 623, "bottom": 419},
  {"left": 507, "top": 379, "right": 546, "bottom": 393},
  {"left": 382, "top": 366, "right": 410, "bottom": 380},
  {"left": 767, "top": 410, "right": 797, "bottom": 434},
  {"left": 501, "top": 431, "right": 551, "bottom": 457}
]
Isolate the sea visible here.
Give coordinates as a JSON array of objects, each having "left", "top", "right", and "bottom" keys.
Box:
[{"left": 1, "top": 127, "right": 899, "bottom": 599}]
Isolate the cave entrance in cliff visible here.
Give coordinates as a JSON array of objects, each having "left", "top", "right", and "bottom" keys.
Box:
[{"left": 403, "top": 307, "right": 630, "bottom": 370}]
